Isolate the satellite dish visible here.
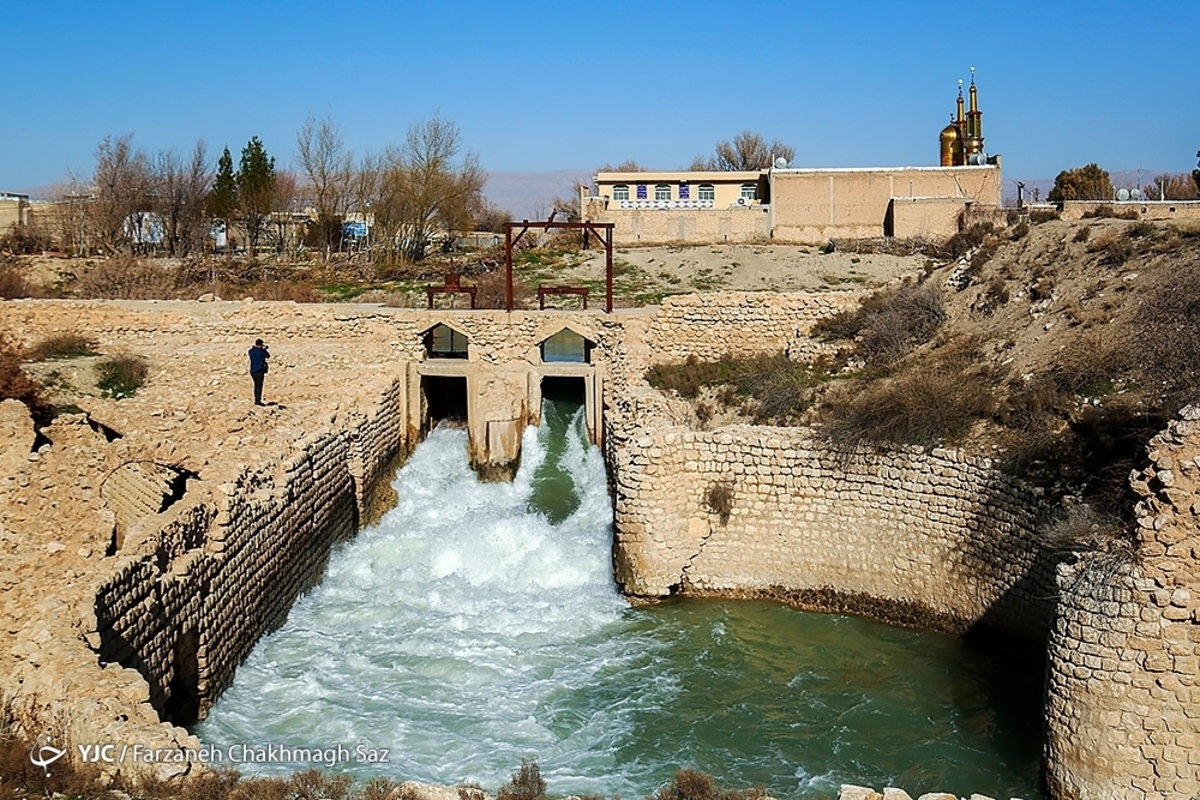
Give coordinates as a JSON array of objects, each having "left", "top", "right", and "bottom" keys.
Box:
[
  {"left": 1116, "top": 188, "right": 1130, "bottom": 201},
  {"left": 773, "top": 157, "right": 788, "bottom": 169},
  {"left": 1130, "top": 188, "right": 1142, "bottom": 200}
]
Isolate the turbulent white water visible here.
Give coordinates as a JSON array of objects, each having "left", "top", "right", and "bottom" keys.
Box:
[
  {"left": 196, "top": 403, "right": 1044, "bottom": 799},
  {"left": 197, "top": 407, "right": 675, "bottom": 794}
]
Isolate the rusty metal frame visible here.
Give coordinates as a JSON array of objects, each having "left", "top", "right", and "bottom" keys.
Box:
[{"left": 503, "top": 219, "right": 615, "bottom": 313}]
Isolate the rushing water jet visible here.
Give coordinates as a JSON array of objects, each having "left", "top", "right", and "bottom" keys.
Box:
[{"left": 196, "top": 399, "right": 1043, "bottom": 799}]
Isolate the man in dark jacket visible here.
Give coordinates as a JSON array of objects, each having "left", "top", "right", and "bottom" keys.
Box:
[{"left": 248, "top": 339, "right": 270, "bottom": 405}]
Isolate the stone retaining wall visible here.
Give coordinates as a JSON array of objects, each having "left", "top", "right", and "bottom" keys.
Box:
[
  {"left": 608, "top": 424, "right": 1056, "bottom": 638},
  {"left": 646, "top": 291, "right": 864, "bottom": 363}
]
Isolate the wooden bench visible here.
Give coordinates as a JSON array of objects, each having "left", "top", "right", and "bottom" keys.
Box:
[
  {"left": 537, "top": 285, "right": 589, "bottom": 310},
  {"left": 426, "top": 272, "right": 477, "bottom": 309}
]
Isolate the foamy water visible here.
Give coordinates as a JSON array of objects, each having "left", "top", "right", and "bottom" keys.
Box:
[{"left": 195, "top": 402, "right": 1043, "bottom": 799}]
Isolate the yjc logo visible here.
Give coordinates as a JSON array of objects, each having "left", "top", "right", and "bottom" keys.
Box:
[{"left": 29, "top": 733, "right": 65, "bottom": 777}]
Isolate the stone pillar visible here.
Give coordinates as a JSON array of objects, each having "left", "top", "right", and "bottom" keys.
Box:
[{"left": 1045, "top": 407, "right": 1200, "bottom": 799}]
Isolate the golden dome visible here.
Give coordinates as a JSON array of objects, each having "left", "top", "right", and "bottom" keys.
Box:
[{"left": 940, "top": 123, "right": 960, "bottom": 141}]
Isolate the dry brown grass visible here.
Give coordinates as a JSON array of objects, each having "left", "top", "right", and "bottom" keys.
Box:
[
  {"left": 25, "top": 332, "right": 98, "bottom": 360},
  {"left": 654, "top": 768, "right": 766, "bottom": 800},
  {"left": 814, "top": 278, "right": 946, "bottom": 366},
  {"left": 823, "top": 339, "right": 995, "bottom": 448}
]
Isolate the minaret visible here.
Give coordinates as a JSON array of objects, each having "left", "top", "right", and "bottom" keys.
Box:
[{"left": 965, "top": 67, "right": 984, "bottom": 159}]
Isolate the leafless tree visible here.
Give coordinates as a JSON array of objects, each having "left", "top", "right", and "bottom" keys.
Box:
[
  {"left": 1143, "top": 172, "right": 1200, "bottom": 201},
  {"left": 154, "top": 140, "right": 211, "bottom": 257},
  {"left": 374, "top": 115, "right": 486, "bottom": 262},
  {"left": 598, "top": 159, "right": 648, "bottom": 172},
  {"left": 296, "top": 114, "right": 354, "bottom": 259},
  {"left": 91, "top": 134, "right": 153, "bottom": 253},
  {"left": 707, "top": 130, "right": 795, "bottom": 171}
]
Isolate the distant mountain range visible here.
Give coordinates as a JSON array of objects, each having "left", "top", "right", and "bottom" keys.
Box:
[{"left": 482, "top": 169, "right": 593, "bottom": 220}]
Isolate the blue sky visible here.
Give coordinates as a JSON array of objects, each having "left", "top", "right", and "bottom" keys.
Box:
[{"left": 4, "top": 0, "right": 1198, "bottom": 197}]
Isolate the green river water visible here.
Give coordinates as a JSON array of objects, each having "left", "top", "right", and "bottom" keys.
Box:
[{"left": 196, "top": 398, "right": 1044, "bottom": 799}]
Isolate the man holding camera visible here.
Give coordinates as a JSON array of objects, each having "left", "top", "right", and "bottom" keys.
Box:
[{"left": 248, "top": 338, "right": 270, "bottom": 405}]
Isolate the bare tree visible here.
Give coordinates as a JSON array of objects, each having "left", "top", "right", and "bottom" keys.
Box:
[
  {"left": 1143, "top": 172, "right": 1200, "bottom": 201},
  {"left": 154, "top": 140, "right": 211, "bottom": 257},
  {"left": 296, "top": 114, "right": 354, "bottom": 259},
  {"left": 91, "top": 134, "right": 153, "bottom": 253},
  {"left": 375, "top": 115, "right": 486, "bottom": 262},
  {"left": 707, "top": 131, "right": 795, "bottom": 171},
  {"left": 598, "top": 159, "right": 648, "bottom": 172}
]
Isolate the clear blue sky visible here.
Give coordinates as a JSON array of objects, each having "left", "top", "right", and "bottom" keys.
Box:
[{"left": 4, "top": 0, "right": 1198, "bottom": 195}]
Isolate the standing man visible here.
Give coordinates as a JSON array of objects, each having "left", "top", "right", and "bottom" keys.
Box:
[{"left": 248, "top": 338, "right": 270, "bottom": 405}]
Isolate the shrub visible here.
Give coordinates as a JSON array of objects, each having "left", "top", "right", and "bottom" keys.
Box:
[
  {"left": 497, "top": 759, "right": 546, "bottom": 800},
  {"left": 1082, "top": 205, "right": 1138, "bottom": 220},
  {"left": 1040, "top": 503, "right": 1127, "bottom": 554},
  {"left": 824, "top": 342, "right": 995, "bottom": 448},
  {"left": 1010, "top": 222, "right": 1030, "bottom": 240},
  {"left": 26, "top": 332, "right": 97, "bottom": 360},
  {"left": 96, "top": 354, "right": 148, "bottom": 399},
  {"left": 0, "top": 265, "right": 43, "bottom": 299},
  {"left": 654, "top": 768, "right": 766, "bottom": 800},
  {"left": 1072, "top": 226, "right": 1091, "bottom": 243},
  {"left": 814, "top": 279, "right": 946, "bottom": 366},
  {"left": 76, "top": 255, "right": 177, "bottom": 299},
  {"left": 705, "top": 481, "right": 734, "bottom": 525},
  {"left": 0, "top": 335, "right": 50, "bottom": 422},
  {"left": 1127, "top": 220, "right": 1157, "bottom": 239},
  {"left": 940, "top": 222, "right": 995, "bottom": 259},
  {"left": 1029, "top": 208, "right": 1060, "bottom": 224},
  {"left": 645, "top": 352, "right": 826, "bottom": 423}
]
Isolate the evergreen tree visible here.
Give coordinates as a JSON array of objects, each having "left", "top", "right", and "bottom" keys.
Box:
[
  {"left": 236, "top": 136, "right": 276, "bottom": 256},
  {"left": 210, "top": 146, "right": 236, "bottom": 250}
]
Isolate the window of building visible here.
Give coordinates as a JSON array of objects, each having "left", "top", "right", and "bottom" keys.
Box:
[
  {"left": 654, "top": 184, "right": 671, "bottom": 201},
  {"left": 740, "top": 183, "right": 757, "bottom": 200},
  {"left": 425, "top": 324, "right": 468, "bottom": 359},
  {"left": 612, "top": 185, "right": 629, "bottom": 201},
  {"left": 698, "top": 184, "right": 715, "bottom": 201},
  {"left": 636, "top": 184, "right": 648, "bottom": 200},
  {"left": 678, "top": 183, "right": 690, "bottom": 200}
]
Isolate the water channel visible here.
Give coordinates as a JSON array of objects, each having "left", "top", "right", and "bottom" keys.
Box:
[{"left": 196, "top": 398, "right": 1043, "bottom": 799}]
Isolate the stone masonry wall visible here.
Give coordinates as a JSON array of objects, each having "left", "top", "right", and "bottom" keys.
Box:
[
  {"left": 1045, "top": 407, "right": 1200, "bottom": 800},
  {"left": 609, "top": 425, "right": 1055, "bottom": 638},
  {"left": 646, "top": 290, "right": 865, "bottom": 363}
]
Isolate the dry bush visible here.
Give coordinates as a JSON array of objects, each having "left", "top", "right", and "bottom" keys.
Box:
[
  {"left": 646, "top": 352, "right": 826, "bottom": 423},
  {"left": 497, "top": 759, "right": 546, "bottom": 800},
  {"left": 939, "top": 222, "right": 996, "bottom": 259},
  {"left": 1072, "top": 226, "right": 1091, "bottom": 243},
  {"left": 1086, "top": 233, "right": 1132, "bottom": 266},
  {"left": 26, "top": 332, "right": 97, "bottom": 360},
  {"left": 0, "top": 334, "right": 50, "bottom": 423},
  {"left": 654, "top": 768, "right": 766, "bottom": 800},
  {"left": 96, "top": 353, "right": 148, "bottom": 399},
  {"left": 1010, "top": 221, "right": 1030, "bottom": 240},
  {"left": 1029, "top": 208, "right": 1060, "bottom": 224},
  {"left": 824, "top": 341, "right": 995, "bottom": 448},
  {"left": 705, "top": 481, "right": 735, "bottom": 525},
  {"left": 474, "top": 269, "right": 533, "bottom": 309},
  {"left": 0, "top": 265, "right": 45, "bottom": 299},
  {"left": 1040, "top": 503, "right": 1128, "bottom": 554},
  {"left": 76, "top": 255, "right": 178, "bottom": 299},
  {"left": 814, "top": 279, "right": 946, "bottom": 367},
  {"left": 1082, "top": 205, "right": 1138, "bottom": 220}
]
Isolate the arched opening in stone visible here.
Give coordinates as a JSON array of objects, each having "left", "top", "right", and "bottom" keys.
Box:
[
  {"left": 540, "top": 328, "right": 592, "bottom": 364},
  {"left": 541, "top": 375, "right": 586, "bottom": 406},
  {"left": 423, "top": 323, "right": 469, "bottom": 359}
]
